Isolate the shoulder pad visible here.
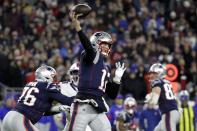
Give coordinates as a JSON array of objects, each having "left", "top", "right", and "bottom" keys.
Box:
[
  {"left": 36, "top": 81, "right": 48, "bottom": 88},
  {"left": 47, "top": 83, "right": 61, "bottom": 93},
  {"left": 151, "top": 79, "right": 162, "bottom": 88}
]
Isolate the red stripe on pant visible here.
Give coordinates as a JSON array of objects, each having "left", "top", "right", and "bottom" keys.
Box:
[
  {"left": 23, "top": 116, "right": 35, "bottom": 131},
  {"left": 165, "top": 112, "right": 171, "bottom": 131},
  {"left": 69, "top": 103, "right": 79, "bottom": 131}
]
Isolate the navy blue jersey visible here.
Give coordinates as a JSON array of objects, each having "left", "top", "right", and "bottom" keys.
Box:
[
  {"left": 75, "top": 30, "right": 120, "bottom": 112},
  {"left": 150, "top": 79, "right": 178, "bottom": 114},
  {"left": 78, "top": 51, "right": 110, "bottom": 97},
  {"left": 15, "top": 81, "right": 73, "bottom": 124}
]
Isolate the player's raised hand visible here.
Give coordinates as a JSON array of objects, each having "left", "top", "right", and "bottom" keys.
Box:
[
  {"left": 69, "top": 10, "right": 81, "bottom": 31},
  {"left": 113, "top": 62, "right": 126, "bottom": 84}
]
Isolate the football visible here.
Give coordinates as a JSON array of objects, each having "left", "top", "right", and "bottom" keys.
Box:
[{"left": 71, "top": 4, "right": 92, "bottom": 18}]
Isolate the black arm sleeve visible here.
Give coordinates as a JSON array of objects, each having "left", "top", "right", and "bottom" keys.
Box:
[
  {"left": 105, "top": 81, "right": 120, "bottom": 100},
  {"left": 78, "top": 30, "right": 96, "bottom": 62},
  {"left": 46, "top": 83, "right": 74, "bottom": 106}
]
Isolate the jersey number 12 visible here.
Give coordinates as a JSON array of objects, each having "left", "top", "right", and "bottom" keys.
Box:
[{"left": 99, "top": 69, "right": 110, "bottom": 92}]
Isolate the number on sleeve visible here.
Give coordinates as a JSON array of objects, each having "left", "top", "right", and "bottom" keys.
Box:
[{"left": 164, "top": 83, "right": 176, "bottom": 100}]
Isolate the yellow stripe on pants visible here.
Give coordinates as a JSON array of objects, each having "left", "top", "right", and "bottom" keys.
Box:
[{"left": 179, "top": 107, "right": 194, "bottom": 131}]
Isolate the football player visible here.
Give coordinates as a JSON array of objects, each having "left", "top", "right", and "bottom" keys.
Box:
[
  {"left": 60, "top": 62, "right": 79, "bottom": 98},
  {"left": 1, "top": 65, "right": 74, "bottom": 131},
  {"left": 68, "top": 11, "right": 126, "bottom": 131},
  {"left": 116, "top": 97, "right": 139, "bottom": 131},
  {"left": 51, "top": 62, "right": 92, "bottom": 131},
  {"left": 145, "top": 63, "right": 180, "bottom": 131}
]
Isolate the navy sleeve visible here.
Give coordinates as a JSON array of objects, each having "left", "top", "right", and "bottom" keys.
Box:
[
  {"left": 151, "top": 79, "right": 162, "bottom": 88},
  {"left": 78, "top": 30, "right": 96, "bottom": 62},
  {"left": 105, "top": 81, "right": 120, "bottom": 99},
  {"left": 44, "top": 111, "right": 60, "bottom": 116},
  {"left": 47, "top": 84, "right": 74, "bottom": 106}
]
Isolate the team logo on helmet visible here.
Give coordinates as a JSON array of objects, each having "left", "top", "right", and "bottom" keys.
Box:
[
  {"left": 90, "top": 31, "right": 113, "bottom": 56},
  {"left": 35, "top": 65, "right": 57, "bottom": 83},
  {"left": 149, "top": 63, "right": 166, "bottom": 79}
]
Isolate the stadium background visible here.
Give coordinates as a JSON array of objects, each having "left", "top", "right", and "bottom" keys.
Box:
[{"left": 0, "top": 0, "right": 196, "bottom": 130}]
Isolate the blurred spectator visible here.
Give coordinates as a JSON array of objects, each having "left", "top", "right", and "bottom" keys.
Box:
[
  {"left": 107, "top": 94, "right": 124, "bottom": 131},
  {"left": 0, "top": 93, "right": 17, "bottom": 127},
  {"left": 139, "top": 104, "right": 161, "bottom": 131},
  {"left": 121, "top": 64, "right": 146, "bottom": 100}
]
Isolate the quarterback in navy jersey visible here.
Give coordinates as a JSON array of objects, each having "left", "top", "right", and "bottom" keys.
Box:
[
  {"left": 145, "top": 63, "right": 180, "bottom": 131},
  {"left": 68, "top": 11, "right": 126, "bottom": 131},
  {"left": 1, "top": 65, "right": 74, "bottom": 131}
]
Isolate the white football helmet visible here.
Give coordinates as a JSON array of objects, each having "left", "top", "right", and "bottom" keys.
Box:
[
  {"left": 124, "top": 97, "right": 137, "bottom": 115},
  {"left": 90, "top": 31, "right": 113, "bottom": 56},
  {"left": 68, "top": 62, "right": 79, "bottom": 86},
  {"left": 35, "top": 65, "right": 57, "bottom": 83},
  {"left": 149, "top": 63, "right": 166, "bottom": 78},
  {"left": 179, "top": 90, "right": 189, "bottom": 101}
]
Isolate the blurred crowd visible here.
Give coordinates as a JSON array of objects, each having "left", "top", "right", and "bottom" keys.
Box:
[{"left": 0, "top": 0, "right": 196, "bottom": 100}]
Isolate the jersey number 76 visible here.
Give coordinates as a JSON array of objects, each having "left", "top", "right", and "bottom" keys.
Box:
[{"left": 18, "top": 85, "right": 39, "bottom": 106}]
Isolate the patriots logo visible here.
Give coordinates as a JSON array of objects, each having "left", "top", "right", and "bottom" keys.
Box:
[{"left": 95, "top": 32, "right": 102, "bottom": 37}]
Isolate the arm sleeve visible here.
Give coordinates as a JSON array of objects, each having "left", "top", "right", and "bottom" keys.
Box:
[
  {"left": 48, "top": 92, "right": 74, "bottom": 106},
  {"left": 44, "top": 111, "right": 60, "bottom": 116},
  {"left": 105, "top": 81, "right": 120, "bottom": 99},
  {"left": 47, "top": 84, "right": 74, "bottom": 106},
  {"left": 78, "top": 30, "right": 96, "bottom": 62}
]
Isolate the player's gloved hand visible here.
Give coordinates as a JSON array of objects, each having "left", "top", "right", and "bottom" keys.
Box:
[
  {"left": 113, "top": 62, "right": 126, "bottom": 84},
  {"left": 51, "top": 105, "right": 70, "bottom": 112},
  {"left": 59, "top": 105, "right": 70, "bottom": 112},
  {"left": 144, "top": 93, "right": 152, "bottom": 103}
]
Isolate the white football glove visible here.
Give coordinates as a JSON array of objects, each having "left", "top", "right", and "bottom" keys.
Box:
[
  {"left": 113, "top": 62, "right": 126, "bottom": 84},
  {"left": 50, "top": 105, "right": 70, "bottom": 112}
]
